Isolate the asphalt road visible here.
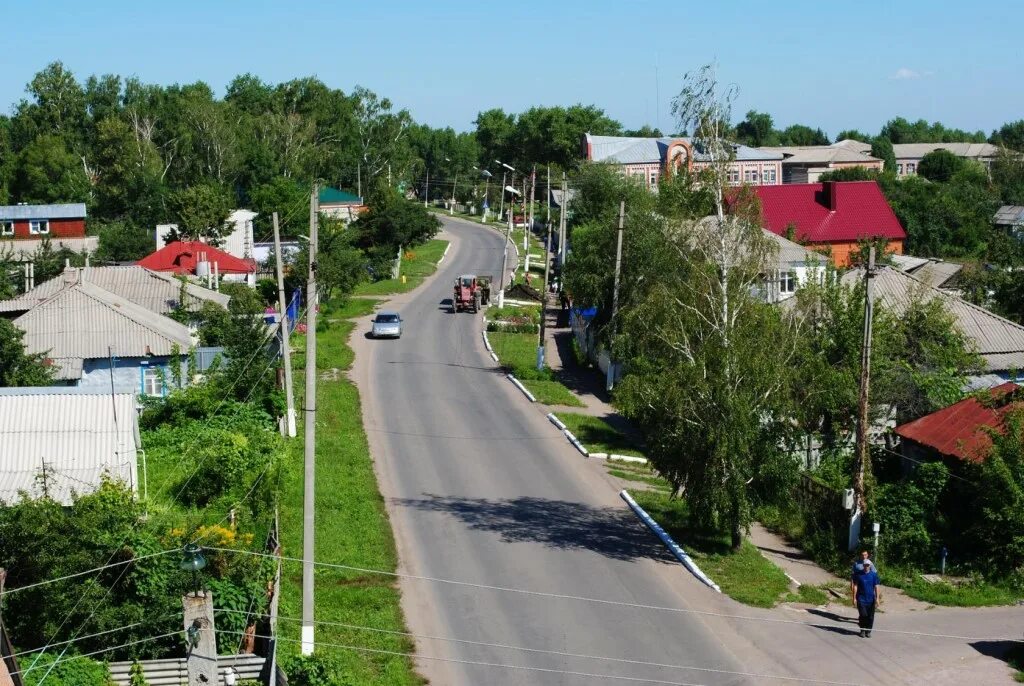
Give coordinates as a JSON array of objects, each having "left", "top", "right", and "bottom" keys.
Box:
[{"left": 351, "top": 216, "right": 1022, "bottom": 686}]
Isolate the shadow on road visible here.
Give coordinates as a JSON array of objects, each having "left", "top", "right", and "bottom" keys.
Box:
[
  {"left": 970, "top": 640, "right": 1021, "bottom": 665},
  {"left": 392, "top": 493, "right": 677, "bottom": 562},
  {"left": 806, "top": 608, "right": 858, "bottom": 625}
]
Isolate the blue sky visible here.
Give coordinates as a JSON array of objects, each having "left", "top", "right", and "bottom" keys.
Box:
[{"left": 3, "top": 0, "right": 1021, "bottom": 137}]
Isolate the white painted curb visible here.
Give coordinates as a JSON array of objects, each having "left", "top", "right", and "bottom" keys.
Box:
[
  {"left": 506, "top": 374, "right": 536, "bottom": 402},
  {"left": 609, "top": 454, "right": 649, "bottom": 464},
  {"left": 481, "top": 330, "right": 493, "bottom": 353},
  {"left": 589, "top": 452, "right": 608, "bottom": 460},
  {"left": 620, "top": 490, "right": 722, "bottom": 593},
  {"left": 563, "top": 429, "right": 589, "bottom": 456},
  {"left": 546, "top": 413, "right": 566, "bottom": 431},
  {"left": 490, "top": 352, "right": 499, "bottom": 362},
  {"left": 436, "top": 242, "right": 452, "bottom": 265}
]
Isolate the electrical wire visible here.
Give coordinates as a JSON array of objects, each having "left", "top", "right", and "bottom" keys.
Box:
[
  {"left": 0, "top": 550, "right": 176, "bottom": 596},
  {"left": 10, "top": 631, "right": 182, "bottom": 679},
  {"left": 10, "top": 621, "right": 150, "bottom": 658},
  {"left": 205, "top": 547, "right": 1020, "bottom": 642},
  {"left": 214, "top": 609, "right": 858, "bottom": 685}
]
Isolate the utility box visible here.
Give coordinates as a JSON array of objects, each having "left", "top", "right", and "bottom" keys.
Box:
[{"left": 843, "top": 488, "right": 855, "bottom": 511}]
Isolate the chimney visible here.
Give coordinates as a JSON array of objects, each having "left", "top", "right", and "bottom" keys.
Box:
[{"left": 823, "top": 181, "right": 838, "bottom": 211}]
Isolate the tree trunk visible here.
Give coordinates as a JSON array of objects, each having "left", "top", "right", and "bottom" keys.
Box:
[{"left": 730, "top": 524, "right": 742, "bottom": 551}]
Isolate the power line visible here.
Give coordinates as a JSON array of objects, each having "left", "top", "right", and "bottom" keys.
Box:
[
  {"left": 205, "top": 547, "right": 1019, "bottom": 642},
  {"left": 215, "top": 609, "right": 858, "bottom": 685},
  {"left": 10, "top": 631, "right": 181, "bottom": 679},
  {"left": 10, "top": 621, "right": 152, "bottom": 658},
  {"left": 0, "top": 550, "right": 176, "bottom": 596}
]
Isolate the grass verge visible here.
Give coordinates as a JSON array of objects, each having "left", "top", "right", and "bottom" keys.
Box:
[
  {"left": 605, "top": 460, "right": 671, "bottom": 491},
  {"left": 1008, "top": 643, "right": 1024, "bottom": 682},
  {"left": 279, "top": 309, "right": 422, "bottom": 684},
  {"left": 783, "top": 584, "right": 831, "bottom": 605},
  {"left": 557, "top": 413, "right": 646, "bottom": 457},
  {"left": 520, "top": 379, "right": 584, "bottom": 406},
  {"left": 632, "top": 491, "right": 790, "bottom": 608},
  {"left": 488, "top": 330, "right": 583, "bottom": 407},
  {"left": 353, "top": 239, "right": 449, "bottom": 296}
]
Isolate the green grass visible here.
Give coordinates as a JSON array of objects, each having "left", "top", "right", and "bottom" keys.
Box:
[
  {"left": 487, "top": 331, "right": 583, "bottom": 406},
  {"left": 783, "top": 584, "right": 830, "bottom": 605},
  {"left": 520, "top": 379, "right": 584, "bottom": 406},
  {"left": 606, "top": 468, "right": 672, "bottom": 491},
  {"left": 556, "top": 413, "right": 646, "bottom": 457},
  {"left": 278, "top": 307, "right": 422, "bottom": 684},
  {"left": 352, "top": 239, "right": 449, "bottom": 296},
  {"left": 632, "top": 491, "right": 791, "bottom": 608},
  {"left": 1008, "top": 643, "right": 1024, "bottom": 682},
  {"left": 889, "top": 573, "right": 1020, "bottom": 606}
]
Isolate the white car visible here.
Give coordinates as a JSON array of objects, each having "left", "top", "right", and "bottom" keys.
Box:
[{"left": 371, "top": 311, "right": 403, "bottom": 338}]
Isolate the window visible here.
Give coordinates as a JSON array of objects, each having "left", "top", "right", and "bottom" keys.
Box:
[
  {"left": 29, "top": 220, "right": 49, "bottom": 235},
  {"left": 897, "top": 164, "right": 904, "bottom": 176},
  {"left": 763, "top": 167, "right": 777, "bottom": 184},
  {"left": 727, "top": 168, "right": 740, "bottom": 184},
  {"left": 780, "top": 271, "right": 797, "bottom": 294},
  {"left": 744, "top": 169, "right": 759, "bottom": 183},
  {"left": 649, "top": 171, "right": 658, "bottom": 187},
  {"left": 0, "top": 221, "right": 12, "bottom": 236},
  {"left": 142, "top": 366, "right": 164, "bottom": 397},
  {"left": 906, "top": 163, "right": 916, "bottom": 175}
]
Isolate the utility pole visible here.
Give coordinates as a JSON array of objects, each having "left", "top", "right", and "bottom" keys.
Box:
[
  {"left": 529, "top": 165, "right": 536, "bottom": 238},
  {"left": 522, "top": 177, "right": 528, "bottom": 253},
  {"left": 497, "top": 206, "right": 512, "bottom": 309},
  {"left": 424, "top": 169, "right": 429, "bottom": 208},
  {"left": 183, "top": 590, "right": 217, "bottom": 686},
  {"left": 558, "top": 173, "right": 568, "bottom": 267},
  {"left": 273, "top": 212, "right": 296, "bottom": 438},
  {"left": 357, "top": 164, "right": 362, "bottom": 200},
  {"left": 853, "top": 247, "right": 876, "bottom": 525},
  {"left": 607, "top": 201, "right": 625, "bottom": 391},
  {"left": 546, "top": 164, "right": 551, "bottom": 225},
  {"left": 537, "top": 217, "right": 553, "bottom": 371},
  {"left": 301, "top": 184, "right": 319, "bottom": 655}
]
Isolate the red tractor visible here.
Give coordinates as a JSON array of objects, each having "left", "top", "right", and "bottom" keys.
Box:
[{"left": 451, "top": 274, "right": 491, "bottom": 313}]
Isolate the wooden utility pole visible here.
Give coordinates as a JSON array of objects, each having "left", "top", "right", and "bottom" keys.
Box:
[
  {"left": 538, "top": 219, "right": 553, "bottom": 371},
  {"left": 607, "top": 201, "right": 625, "bottom": 391},
  {"left": 301, "top": 185, "right": 319, "bottom": 655},
  {"left": 273, "top": 212, "right": 296, "bottom": 438},
  {"left": 853, "top": 246, "right": 877, "bottom": 518}
]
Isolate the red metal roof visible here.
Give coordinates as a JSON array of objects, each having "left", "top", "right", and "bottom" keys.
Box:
[
  {"left": 136, "top": 241, "right": 256, "bottom": 275},
  {"left": 894, "top": 382, "right": 1021, "bottom": 462},
  {"left": 752, "top": 181, "right": 906, "bottom": 244}
]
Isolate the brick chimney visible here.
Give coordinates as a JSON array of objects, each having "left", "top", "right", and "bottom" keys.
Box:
[{"left": 823, "top": 181, "right": 838, "bottom": 211}]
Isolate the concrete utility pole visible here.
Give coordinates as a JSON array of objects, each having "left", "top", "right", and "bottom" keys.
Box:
[
  {"left": 184, "top": 591, "right": 217, "bottom": 686},
  {"left": 558, "top": 173, "right": 568, "bottom": 267},
  {"left": 607, "top": 201, "right": 625, "bottom": 391},
  {"left": 529, "top": 165, "right": 536, "bottom": 239},
  {"left": 546, "top": 164, "right": 551, "bottom": 225},
  {"left": 424, "top": 169, "right": 429, "bottom": 208},
  {"left": 853, "top": 246, "right": 876, "bottom": 521},
  {"left": 522, "top": 177, "right": 528, "bottom": 253},
  {"left": 497, "top": 205, "right": 512, "bottom": 309},
  {"left": 273, "top": 212, "right": 296, "bottom": 438},
  {"left": 537, "top": 217, "right": 553, "bottom": 371},
  {"left": 301, "top": 185, "right": 319, "bottom": 655}
]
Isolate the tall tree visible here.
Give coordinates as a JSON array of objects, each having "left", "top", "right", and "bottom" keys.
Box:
[
  {"left": 918, "top": 149, "right": 966, "bottom": 182},
  {"left": 734, "top": 110, "right": 775, "bottom": 147},
  {"left": 870, "top": 136, "right": 897, "bottom": 173},
  {"left": 777, "top": 124, "right": 829, "bottom": 146},
  {"left": 990, "top": 120, "right": 1024, "bottom": 151}
]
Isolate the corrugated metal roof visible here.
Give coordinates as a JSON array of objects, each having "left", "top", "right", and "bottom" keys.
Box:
[
  {"left": 832, "top": 139, "right": 873, "bottom": 154},
  {"left": 0, "top": 266, "right": 230, "bottom": 315},
  {"left": 137, "top": 241, "right": 257, "bottom": 274},
  {"left": 0, "top": 387, "right": 139, "bottom": 505},
  {"left": 890, "top": 254, "right": 932, "bottom": 271},
  {"left": 586, "top": 134, "right": 782, "bottom": 165},
  {"left": 911, "top": 261, "right": 962, "bottom": 289},
  {"left": 894, "top": 382, "right": 1020, "bottom": 462},
  {"left": 764, "top": 230, "right": 826, "bottom": 267},
  {"left": 994, "top": 205, "right": 1024, "bottom": 226},
  {"left": 754, "top": 181, "right": 906, "bottom": 243},
  {"left": 841, "top": 266, "right": 1024, "bottom": 371},
  {"left": 0, "top": 203, "right": 87, "bottom": 220},
  {"left": 0, "top": 236, "right": 98, "bottom": 260},
  {"left": 892, "top": 142, "right": 1000, "bottom": 160},
  {"left": 13, "top": 281, "right": 194, "bottom": 373}
]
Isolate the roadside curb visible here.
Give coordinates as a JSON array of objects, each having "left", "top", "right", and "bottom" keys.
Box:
[
  {"left": 562, "top": 429, "right": 589, "bottom": 456},
  {"left": 436, "top": 242, "right": 452, "bottom": 266},
  {"left": 545, "top": 412, "right": 648, "bottom": 464},
  {"left": 620, "top": 490, "right": 722, "bottom": 594},
  {"left": 481, "top": 329, "right": 499, "bottom": 362},
  {"left": 506, "top": 374, "right": 536, "bottom": 402}
]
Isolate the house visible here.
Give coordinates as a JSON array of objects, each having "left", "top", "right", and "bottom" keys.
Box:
[
  {"left": 137, "top": 241, "right": 257, "bottom": 286},
  {"left": 0, "top": 265, "right": 230, "bottom": 318},
  {"left": 751, "top": 181, "right": 906, "bottom": 267},
  {"left": 894, "top": 382, "right": 1021, "bottom": 467},
  {"left": 994, "top": 205, "right": 1024, "bottom": 237},
  {"left": 889, "top": 254, "right": 963, "bottom": 292},
  {"left": 841, "top": 266, "right": 1024, "bottom": 385},
  {"left": 891, "top": 142, "right": 1001, "bottom": 178},
  {"left": 319, "top": 187, "right": 366, "bottom": 222},
  {"left": 0, "top": 387, "right": 141, "bottom": 505},
  {"left": 583, "top": 133, "right": 784, "bottom": 189},
  {"left": 762, "top": 230, "right": 826, "bottom": 302},
  {"left": 0, "top": 203, "right": 96, "bottom": 261},
  {"left": 156, "top": 209, "right": 257, "bottom": 261},
  {"left": 12, "top": 280, "right": 195, "bottom": 395},
  {"left": 757, "top": 142, "right": 884, "bottom": 183}
]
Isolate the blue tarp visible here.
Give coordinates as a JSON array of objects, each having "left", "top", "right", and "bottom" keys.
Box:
[
  {"left": 287, "top": 289, "right": 301, "bottom": 331},
  {"left": 575, "top": 306, "right": 598, "bottom": 320}
]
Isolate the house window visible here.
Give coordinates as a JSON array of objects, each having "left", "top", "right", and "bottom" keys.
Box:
[
  {"left": 763, "top": 167, "right": 777, "bottom": 184},
  {"left": 142, "top": 366, "right": 164, "bottom": 397},
  {"left": 780, "top": 270, "right": 797, "bottom": 294},
  {"left": 897, "top": 164, "right": 904, "bottom": 176},
  {"left": 907, "top": 163, "right": 916, "bottom": 175},
  {"left": 744, "top": 169, "right": 759, "bottom": 183},
  {"left": 0, "top": 221, "right": 12, "bottom": 236},
  {"left": 649, "top": 171, "right": 658, "bottom": 187},
  {"left": 29, "top": 220, "right": 49, "bottom": 235}
]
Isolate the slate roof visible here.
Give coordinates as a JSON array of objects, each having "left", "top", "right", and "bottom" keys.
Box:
[
  {"left": 994, "top": 205, "right": 1024, "bottom": 226},
  {"left": 754, "top": 181, "right": 906, "bottom": 243},
  {"left": 13, "top": 281, "right": 194, "bottom": 379},
  {"left": 0, "top": 387, "right": 139, "bottom": 505},
  {"left": 892, "top": 142, "right": 1000, "bottom": 160},
  {"left": 0, "top": 203, "right": 87, "bottom": 220},
  {"left": 0, "top": 266, "right": 230, "bottom": 315},
  {"left": 894, "top": 382, "right": 1021, "bottom": 462},
  {"left": 0, "top": 236, "right": 98, "bottom": 260},
  {"left": 841, "top": 266, "right": 1024, "bottom": 372},
  {"left": 137, "top": 241, "right": 256, "bottom": 274},
  {"left": 911, "top": 261, "right": 963, "bottom": 289},
  {"left": 764, "top": 146, "right": 881, "bottom": 165},
  {"left": 585, "top": 134, "right": 782, "bottom": 165}
]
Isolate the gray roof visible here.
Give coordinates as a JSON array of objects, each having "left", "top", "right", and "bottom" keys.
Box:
[
  {"left": 586, "top": 134, "right": 782, "bottom": 165},
  {"left": 0, "top": 236, "right": 98, "bottom": 260},
  {"left": 890, "top": 254, "right": 932, "bottom": 271},
  {"left": 765, "top": 231, "right": 826, "bottom": 267},
  {"left": 892, "top": 142, "right": 1000, "bottom": 160},
  {"left": 0, "top": 266, "right": 230, "bottom": 315},
  {"left": 833, "top": 139, "right": 874, "bottom": 154},
  {"left": 0, "top": 203, "right": 87, "bottom": 220},
  {"left": 911, "top": 261, "right": 962, "bottom": 289},
  {"left": 763, "top": 146, "right": 881, "bottom": 165},
  {"left": 13, "top": 281, "right": 194, "bottom": 379},
  {"left": 841, "top": 266, "right": 1024, "bottom": 372},
  {"left": 994, "top": 205, "right": 1024, "bottom": 226},
  {"left": 0, "top": 387, "right": 139, "bottom": 505}
]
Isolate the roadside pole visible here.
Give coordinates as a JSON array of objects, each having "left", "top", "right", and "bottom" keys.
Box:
[
  {"left": 273, "top": 212, "right": 296, "bottom": 438},
  {"left": 537, "top": 217, "right": 553, "bottom": 371},
  {"left": 424, "top": 169, "right": 429, "bottom": 208},
  {"left": 546, "top": 164, "right": 551, "bottom": 226},
  {"left": 522, "top": 177, "right": 528, "bottom": 253},
  {"left": 607, "top": 201, "right": 625, "bottom": 391},
  {"left": 558, "top": 173, "right": 567, "bottom": 267},
  {"left": 851, "top": 246, "right": 876, "bottom": 549},
  {"left": 498, "top": 206, "right": 512, "bottom": 309},
  {"left": 301, "top": 184, "right": 319, "bottom": 655}
]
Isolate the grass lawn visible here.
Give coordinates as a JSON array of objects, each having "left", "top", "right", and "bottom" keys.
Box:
[
  {"left": 352, "top": 239, "right": 449, "bottom": 296},
  {"left": 556, "top": 413, "right": 646, "bottom": 457},
  {"left": 278, "top": 309, "right": 422, "bottom": 684},
  {"left": 632, "top": 491, "right": 791, "bottom": 608},
  {"left": 520, "top": 379, "right": 584, "bottom": 406},
  {"left": 605, "top": 460, "right": 672, "bottom": 491},
  {"left": 1008, "top": 643, "right": 1024, "bottom": 682},
  {"left": 488, "top": 330, "right": 543, "bottom": 376},
  {"left": 783, "top": 584, "right": 830, "bottom": 605},
  {"left": 889, "top": 573, "right": 1020, "bottom": 606}
]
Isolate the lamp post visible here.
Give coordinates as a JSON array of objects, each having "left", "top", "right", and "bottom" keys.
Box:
[
  {"left": 474, "top": 167, "right": 493, "bottom": 221},
  {"left": 180, "top": 543, "right": 207, "bottom": 597},
  {"left": 180, "top": 544, "right": 216, "bottom": 686}
]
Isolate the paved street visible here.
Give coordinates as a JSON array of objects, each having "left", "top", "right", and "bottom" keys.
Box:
[{"left": 351, "top": 215, "right": 1023, "bottom": 686}]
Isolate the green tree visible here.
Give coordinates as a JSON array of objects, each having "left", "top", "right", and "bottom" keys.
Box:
[
  {"left": 990, "top": 120, "right": 1024, "bottom": 151},
  {"left": 0, "top": 319, "right": 54, "bottom": 387},
  {"left": 623, "top": 125, "right": 663, "bottom": 137},
  {"left": 167, "top": 182, "right": 233, "bottom": 243},
  {"left": 870, "top": 136, "right": 897, "bottom": 174},
  {"left": 734, "top": 110, "right": 776, "bottom": 147},
  {"left": 94, "top": 219, "right": 154, "bottom": 262},
  {"left": 13, "top": 134, "right": 89, "bottom": 204},
  {"left": 834, "top": 129, "right": 873, "bottom": 143},
  {"left": 352, "top": 183, "right": 440, "bottom": 260},
  {"left": 918, "top": 149, "right": 966, "bottom": 182},
  {"left": 777, "top": 124, "right": 829, "bottom": 146}
]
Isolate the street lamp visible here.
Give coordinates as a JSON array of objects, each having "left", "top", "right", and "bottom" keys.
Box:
[
  {"left": 497, "top": 160, "right": 515, "bottom": 221},
  {"left": 179, "top": 543, "right": 207, "bottom": 597},
  {"left": 445, "top": 157, "right": 457, "bottom": 215},
  {"left": 474, "top": 167, "right": 493, "bottom": 220}
]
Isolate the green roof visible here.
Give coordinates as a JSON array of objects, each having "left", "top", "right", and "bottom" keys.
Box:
[{"left": 319, "top": 187, "right": 363, "bottom": 204}]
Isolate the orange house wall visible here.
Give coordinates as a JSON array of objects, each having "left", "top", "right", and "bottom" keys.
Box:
[{"left": 813, "top": 240, "right": 904, "bottom": 267}]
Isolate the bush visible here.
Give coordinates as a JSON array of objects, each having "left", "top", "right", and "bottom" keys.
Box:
[
  {"left": 20, "top": 653, "right": 114, "bottom": 686},
  {"left": 280, "top": 652, "right": 345, "bottom": 686}
]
